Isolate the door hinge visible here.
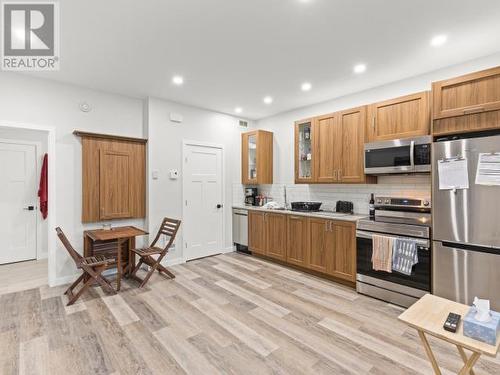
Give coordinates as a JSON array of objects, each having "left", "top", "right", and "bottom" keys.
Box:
[
  {"left": 185, "top": 242, "right": 187, "bottom": 249},
  {"left": 185, "top": 156, "right": 188, "bottom": 163},
  {"left": 185, "top": 200, "right": 188, "bottom": 206}
]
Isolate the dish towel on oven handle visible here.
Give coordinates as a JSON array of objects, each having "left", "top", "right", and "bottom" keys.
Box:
[
  {"left": 372, "top": 234, "right": 394, "bottom": 273},
  {"left": 392, "top": 238, "right": 418, "bottom": 275}
]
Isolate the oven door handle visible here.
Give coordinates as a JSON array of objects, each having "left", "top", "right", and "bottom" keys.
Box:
[{"left": 356, "top": 230, "right": 430, "bottom": 249}]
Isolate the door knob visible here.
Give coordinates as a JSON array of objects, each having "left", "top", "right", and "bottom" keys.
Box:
[
  {"left": 216, "top": 204, "right": 223, "bottom": 209},
  {"left": 24, "top": 206, "right": 35, "bottom": 211}
]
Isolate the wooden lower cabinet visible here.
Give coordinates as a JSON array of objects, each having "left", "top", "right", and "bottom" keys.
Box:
[
  {"left": 330, "top": 221, "right": 356, "bottom": 282},
  {"left": 308, "top": 218, "right": 332, "bottom": 274},
  {"left": 308, "top": 217, "right": 356, "bottom": 282},
  {"left": 286, "top": 215, "right": 309, "bottom": 267},
  {"left": 266, "top": 213, "right": 287, "bottom": 261},
  {"left": 248, "top": 211, "right": 266, "bottom": 255},
  {"left": 248, "top": 211, "right": 356, "bottom": 284},
  {"left": 249, "top": 211, "right": 286, "bottom": 259}
]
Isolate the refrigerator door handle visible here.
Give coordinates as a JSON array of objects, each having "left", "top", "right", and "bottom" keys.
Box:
[
  {"left": 410, "top": 141, "right": 415, "bottom": 169},
  {"left": 439, "top": 155, "right": 466, "bottom": 162}
]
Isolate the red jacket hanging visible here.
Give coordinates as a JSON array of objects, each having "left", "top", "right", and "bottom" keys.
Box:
[{"left": 38, "top": 153, "right": 48, "bottom": 219}]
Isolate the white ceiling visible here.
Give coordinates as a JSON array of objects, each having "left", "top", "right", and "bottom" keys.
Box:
[{"left": 23, "top": 0, "right": 500, "bottom": 119}]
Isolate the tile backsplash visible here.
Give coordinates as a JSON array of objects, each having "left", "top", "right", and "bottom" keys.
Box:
[{"left": 233, "top": 175, "right": 431, "bottom": 215}]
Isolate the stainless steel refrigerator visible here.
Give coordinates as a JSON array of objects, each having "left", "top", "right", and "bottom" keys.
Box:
[{"left": 433, "top": 133, "right": 500, "bottom": 311}]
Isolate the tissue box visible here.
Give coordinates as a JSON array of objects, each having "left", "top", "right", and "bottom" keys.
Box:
[{"left": 463, "top": 307, "right": 500, "bottom": 345}]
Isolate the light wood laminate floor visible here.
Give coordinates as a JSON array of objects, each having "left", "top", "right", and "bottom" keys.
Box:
[
  {"left": 0, "top": 259, "right": 47, "bottom": 296},
  {"left": 1, "top": 253, "right": 499, "bottom": 375}
]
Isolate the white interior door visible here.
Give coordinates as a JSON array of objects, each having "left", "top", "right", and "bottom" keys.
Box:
[
  {"left": 0, "top": 142, "right": 37, "bottom": 264},
  {"left": 184, "top": 143, "right": 223, "bottom": 261}
]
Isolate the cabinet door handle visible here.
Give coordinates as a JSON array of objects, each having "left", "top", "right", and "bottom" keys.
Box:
[
  {"left": 333, "top": 170, "right": 337, "bottom": 181},
  {"left": 324, "top": 221, "right": 328, "bottom": 232},
  {"left": 339, "top": 169, "right": 342, "bottom": 180},
  {"left": 463, "top": 106, "right": 485, "bottom": 114},
  {"left": 372, "top": 116, "right": 376, "bottom": 131}
]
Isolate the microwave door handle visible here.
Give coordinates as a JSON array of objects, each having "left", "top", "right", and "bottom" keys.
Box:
[{"left": 410, "top": 140, "right": 415, "bottom": 168}]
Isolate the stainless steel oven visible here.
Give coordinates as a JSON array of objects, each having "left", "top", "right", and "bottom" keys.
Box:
[
  {"left": 364, "top": 136, "right": 431, "bottom": 175},
  {"left": 356, "top": 196, "right": 431, "bottom": 307}
]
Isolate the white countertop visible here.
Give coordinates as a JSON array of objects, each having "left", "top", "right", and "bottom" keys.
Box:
[{"left": 232, "top": 204, "right": 366, "bottom": 222}]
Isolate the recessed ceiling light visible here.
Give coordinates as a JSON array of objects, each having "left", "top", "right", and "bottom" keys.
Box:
[
  {"left": 234, "top": 107, "right": 243, "bottom": 114},
  {"left": 353, "top": 64, "right": 367, "bottom": 74},
  {"left": 301, "top": 82, "right": 312, "bottom": 91},
  {"left": 172, "top": 75, "right": 184, "bottom": 85},
  {"left": 263, "top": 96, "right": 273, "bottom": 105},
  {"left": 430, "top": 34, "right": 447, "bottom": 47}
]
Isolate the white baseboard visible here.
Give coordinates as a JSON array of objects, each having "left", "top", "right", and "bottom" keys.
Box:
[
  {"left": 37, "top": 252, "right": 48, "bottom": 261},
  {"left": 51, "top": 273, "right": 79, "bottom": 287},
  {"left": 162, "top": 257, "right": 186, "bottom": 267},
  {"left": 222, "top": 246, "right": 235, "bottom": 254}
]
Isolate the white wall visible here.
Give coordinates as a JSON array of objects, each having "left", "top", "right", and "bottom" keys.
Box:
[
  {"left": 145, "top": 97, "right": 251, "bottom": 262},
  {"left": 255, "top": 52, "right": 500, "bottom": 184},
  {"left": 0, "top": 72, "right": 145, "bottom": 285}
]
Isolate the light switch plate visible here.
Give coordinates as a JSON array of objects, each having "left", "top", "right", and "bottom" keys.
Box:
[
  {"left": 170, "top": 112, "right": 183, "bottom": 123},
  {"left": 152, "top": 170, "right": 159, "bottom": 180}
]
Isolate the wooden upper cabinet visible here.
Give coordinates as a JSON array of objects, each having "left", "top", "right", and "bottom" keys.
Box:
[
  {"left": 432, "top": 66, "right": 500, "bottom": 135},
  {"left": 248, "top": 211, "right": 266, "bottom": 255},
  {"left": 75, "top": 131, "right": 146, "bottom": 223},
  {"left": 294, "top": 119, "right": 314, "bottom": 183},
  {"left": 242, "top": 130, "right": 273, "bottom": 185},
  {"left": 286, "top": 215, "right": 308, "bottom": 268},
  {"left": 339, "top": 106, "right": 368, "bottom": 183},
  {"left": 266, "top": 213, "right": 287, "bottom": 261},
  {"left": 329, "top": 221, "right": 356, "bottom": 282},
  {"left": 99, "top": 150, "right": 131, "bottom": 219},
  {"left": 368, "top": 91, "right": 430, "bottom": 141},
  {"left": 313, "top": 114, "right": 341, "bottom": 183},
  {"left": 294, "top": 106, "right": 374, "bottom": 184}
]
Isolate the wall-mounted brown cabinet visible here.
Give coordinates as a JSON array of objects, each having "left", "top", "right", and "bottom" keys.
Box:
[
  {"left": 242, "top": 130, "right": 273, "bottom": 185},
  {"left": 75, "top": 131, "right": 146, "bottom": 223},
  {"left": 432, "top": 66, "right": 500, "bottom": 136},
  {"left": 294, "top": 119, "right": 314, "bottom": 183},
  {"left": 294, "top": 106, "right": 374, "bottom": 184},
  {"left": 367, "top": 91, "right": 430, "bottom": 141}
]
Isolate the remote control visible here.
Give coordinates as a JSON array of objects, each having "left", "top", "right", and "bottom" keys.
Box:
[{"left": 443, "top": 312, "right": 461, "bottom": 333}]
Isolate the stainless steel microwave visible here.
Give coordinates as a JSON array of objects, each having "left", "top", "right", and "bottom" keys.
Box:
[{"left": 364, "top": 136, "right": 432, "bottom": 175}]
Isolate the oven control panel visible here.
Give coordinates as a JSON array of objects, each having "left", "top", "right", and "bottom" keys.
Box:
[{"left": 375, "top": 196, "right": 431, "bottom": 209}]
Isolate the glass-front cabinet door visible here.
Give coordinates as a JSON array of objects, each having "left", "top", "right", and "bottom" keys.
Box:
[
  {"left": 247, "top": 133, "right": 257, "bottom": 182},
  {"left": 295, "top": 119, "right": 314, "bottom": 183},
  {"left": 241, "top": 130, "right": 273, "bottom": 185}
]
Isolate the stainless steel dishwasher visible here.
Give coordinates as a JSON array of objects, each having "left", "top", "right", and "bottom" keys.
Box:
[{"left": 232, "top": 208, "right": 249, "bottom": 253}]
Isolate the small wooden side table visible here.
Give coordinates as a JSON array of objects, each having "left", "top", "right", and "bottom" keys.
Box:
[
  {"left": 399, "top": 294, "right": 499, "bottom": 375},
  {"left": 84, "top": 226, "right": 148, "bottom": 291}
]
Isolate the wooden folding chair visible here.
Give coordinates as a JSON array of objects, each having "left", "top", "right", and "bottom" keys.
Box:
[
  {"left": 128, "top": 217, "right": 181, "bottom": 288},
  {"left": 56, "top": 227, "right": 116, "bottom": 305}
]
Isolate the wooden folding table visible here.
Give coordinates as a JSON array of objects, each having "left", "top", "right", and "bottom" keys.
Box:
[
  {"left": 399, "top": 294, "right": 499, "bottom": 375},
  {"left": 84, "top": 226, "right": 148, "bottom": 291}
]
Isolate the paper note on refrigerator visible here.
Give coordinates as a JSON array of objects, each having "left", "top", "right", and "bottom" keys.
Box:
[
  {"left": 475, "top": 153, "right": 500, "bottom": 186},
  {"left": 438, "top": 158, "right": 469, "bottom": 190}
]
